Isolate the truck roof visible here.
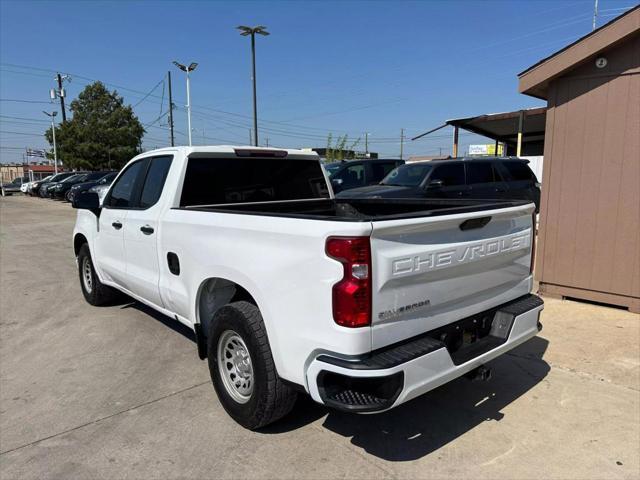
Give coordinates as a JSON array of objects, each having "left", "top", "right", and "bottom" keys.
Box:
[{"left": 140, "top": 145, "right": 320, "bottom": 161}]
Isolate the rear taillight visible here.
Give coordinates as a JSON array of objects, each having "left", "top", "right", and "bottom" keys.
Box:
[
  {"left": 530, "top": 212, "right": 537, "bottom": 274},
  {"left": 325, "top": 236, "right": 372, "bottom": 328}
]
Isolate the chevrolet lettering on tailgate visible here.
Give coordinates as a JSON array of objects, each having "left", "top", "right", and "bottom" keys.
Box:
[{"left": 392, "top": 230, "right": 531, "bottom": 276}]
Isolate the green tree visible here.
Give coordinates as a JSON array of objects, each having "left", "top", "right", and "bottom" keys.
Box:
[
  {"left": 45, "top": 82, "right": 145, "bottom": 170},
  {"left": 325, "top": 133, "right": 361, "bottom": 162}
]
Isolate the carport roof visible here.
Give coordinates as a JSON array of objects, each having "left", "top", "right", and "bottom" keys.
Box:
[{"left": 446, "top": 107, "right": 546, "bottom": 145}]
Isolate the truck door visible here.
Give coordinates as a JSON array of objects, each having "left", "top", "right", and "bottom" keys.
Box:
[
  {"left": 95, "top": 159, "right": 147, "bottom": 288},
  {"left": 123, "top": 155, "right": 173, "bottom": 308}
]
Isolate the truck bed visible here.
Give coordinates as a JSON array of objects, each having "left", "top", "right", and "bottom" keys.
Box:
[{"left": 180, "top": 198, "right": 532, "bottom": 222}]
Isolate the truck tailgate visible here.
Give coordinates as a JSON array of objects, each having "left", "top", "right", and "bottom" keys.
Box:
[{"left": 370, "top": 204, "right": 535, "bottom": 350}]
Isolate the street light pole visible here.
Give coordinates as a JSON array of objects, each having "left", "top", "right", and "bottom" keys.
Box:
[
  {"left": 237, "top": 25, "right": 269, "bottom": 147},
  {"left": 250, "top": 33, "right": 258, "bottom": 147},
  {"left": 43, "top": 111, "right": 58, "bottom": 174},
  {"left": 186, "top": 69, "right": 193, "bottom": 146},
  {"left": 173, "top": 61, "right": 198, "bottom": 147}
]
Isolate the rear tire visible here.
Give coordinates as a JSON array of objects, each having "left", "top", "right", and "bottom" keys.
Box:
[
  {"left": 77, "top": 243, "right": 122, "bottom": 306},
  {"left": 207, "top": 301, "right": 297, "bottom": 430}
]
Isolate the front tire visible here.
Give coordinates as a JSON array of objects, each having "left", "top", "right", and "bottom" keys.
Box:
[
  {"left": 77, "top": 243, "right": 122, "bottom": 306},
  {"left": 207, "top": 301, "right": 297, "bottom": 430}
]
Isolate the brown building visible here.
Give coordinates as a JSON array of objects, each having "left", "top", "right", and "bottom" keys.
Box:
[
  {"left": 0, "top": 163, "right": 59, "bottom": 184},
  {"left": 518, "top": 6, "right": 640, "bottom": 313}
]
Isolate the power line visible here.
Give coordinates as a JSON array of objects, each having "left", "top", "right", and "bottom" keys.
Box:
[
  {"left": 0, "top": 115, "right": 50, "bottom": 123},
  {"left": 133, "top": 77, "right": 165, "bottom": 108},
  {"left": 0, "top": 130, "right": 45, "bottom": 136},
  {"left": 0, "top": 98, "right": 53, "bottom": 104}
]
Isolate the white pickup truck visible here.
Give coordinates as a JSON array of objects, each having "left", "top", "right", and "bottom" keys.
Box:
[{"left": 72, "top": 146, "right": 543, "bottom": 429}]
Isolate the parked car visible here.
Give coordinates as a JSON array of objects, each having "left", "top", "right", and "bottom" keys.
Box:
[
  {"left": 1, "top": 177, "right": 27, "bottom": 196},
  {"left": 34, "top": 172, "right": 77, "bottom": 197},
  {"left": 44, "top": 173, "right": 84, "bottom": 198},
  {"left": 50, "top": 171, "right": 112, "bottom": 201},
  {"left": 26, "top": 175, "right": 52, "bottom": 196},
  {"left": 338, "top": 157, "right": 541, "bottom": 211},
  {"left": 325, "top": 159, "right": 405, "bottom": 193},
  {"left": 72, "top": 146, "right": 542, "bottom": 430},
  {"left": 68, "top": 172, "right": 117, "bottom": 203},
  {"left": 20, "top": 180, "right": 33, "bottom": 194},
  {"left": 50, "top": 173, "right": 93, "bottom": 200}
]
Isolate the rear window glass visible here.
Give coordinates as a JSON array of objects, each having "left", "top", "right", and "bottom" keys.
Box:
[
  {"left": 502, "top": 162, "right": 536, "bottom": 181},
  {"left": 180, "top": 157, "right": 329, "bottom": 206}
]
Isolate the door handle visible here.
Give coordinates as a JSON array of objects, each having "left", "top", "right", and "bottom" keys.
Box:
[
  {"left": 112, "top": 221, "right": 122, "bottom": 230},
  {"left": 495, "top": 188, "right": 506, "bottom": 193},
  {"left": 140, "top": 225, "right": 154, "bottom": 235}
]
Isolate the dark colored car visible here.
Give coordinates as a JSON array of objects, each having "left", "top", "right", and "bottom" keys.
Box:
[
  {"left": 325, "top": 159, "right": 405, "bottom": 194},
  {"left": 337, "top": 157, "right": 541, "bottom": 211},
  {"left": 49, "top": 171, "right": 112, "bottom": 200},
  {"left": 67, "top": 171, "right": 117, "bottom": 202},
  {"left": 1, "top": 177, "right": 27, "bottom": 196},
  {"left": 36, "top": 172, "right": 78, "bottom": 197}
]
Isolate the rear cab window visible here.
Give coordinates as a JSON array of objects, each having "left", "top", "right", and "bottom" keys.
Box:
[{"left": 180, "top": 156, "right": 329, "bottom": 206}]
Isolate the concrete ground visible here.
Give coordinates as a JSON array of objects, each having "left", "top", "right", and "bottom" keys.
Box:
[{"left": 1, "top": 195, "right": 638, "bottom": 480}]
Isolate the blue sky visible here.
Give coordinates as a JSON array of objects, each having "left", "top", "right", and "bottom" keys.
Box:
[{"left": 0, "top": 0, "right": 636, "bottom": 162}]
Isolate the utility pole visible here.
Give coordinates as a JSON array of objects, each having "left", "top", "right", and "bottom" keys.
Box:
[
  {"left": 248, "top": 129, "right": 252, "bottom": 145},
  {"left": 400, "top": 128, "right": 405, "bottom": 160},
  {"left": 365, "top": 133, "right": 369, "bottom": 156},
  {"left": 592, "top": 0, "right": 599, "bottom": 30},
  {"left": 56, "top": 74, "right": 67, "bottom": 122},
  {"left": 237, "top": 25, "right": 270, "bottom": 147},
  {"left": 167, "top": 70, "right": 175, "bottom": 147},
  {"left": 265, "top": 137, "right": 269, "bottom": 147}
]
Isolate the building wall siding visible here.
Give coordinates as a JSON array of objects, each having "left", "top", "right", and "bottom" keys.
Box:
[{"left": 536, "top": 35, "right": 640, "bottom": 309}]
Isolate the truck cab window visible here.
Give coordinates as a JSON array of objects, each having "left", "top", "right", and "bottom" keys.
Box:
[
  {"left": 180, "top": 157, "right": 329, "bottom": 206},
  {"left": 140, "top": 156, "right": 173, "bottom": 208},
  {"left": 106, "top": 160, "right": 145, "bottom": 208}
]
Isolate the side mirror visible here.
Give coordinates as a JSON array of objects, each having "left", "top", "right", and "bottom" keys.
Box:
[
  {"left": 427, "top": 179, "right": 444, "bottom": 189},
  {"left": 72, "top": 191, "right": 101, "bottom": 214}
]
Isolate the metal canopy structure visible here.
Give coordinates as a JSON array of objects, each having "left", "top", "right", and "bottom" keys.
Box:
[
  {"left": 446, "top": 107, "right": 546, "bottom": 156},
  {"left": 412, "top": 107, "right": 546, "bottom": 157}
]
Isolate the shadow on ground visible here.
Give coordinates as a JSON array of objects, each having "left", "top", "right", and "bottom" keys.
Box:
[
  {"left": 265, "top": 336, "right": 550, "bottom": 461},
  {"left": 125, "top": 298, "right": 549, "bottom": 462},
  {"left": 120, "top": 301, "right": 196, "bottom": 342}
]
